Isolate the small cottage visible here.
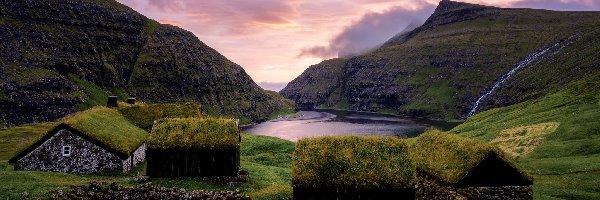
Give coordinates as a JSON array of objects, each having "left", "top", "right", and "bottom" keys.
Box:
[
  {"left": 412, "top": 131, "right": 533, "bottom": 199},
  {"left": 292, "top": 136, "right": 415, "bottom": 200},
  {"left": 146, "top": 117, "right": 240, "bottom": 178},
  {"left": 9, "top": 107, "right": 148, "bottom": 174}
]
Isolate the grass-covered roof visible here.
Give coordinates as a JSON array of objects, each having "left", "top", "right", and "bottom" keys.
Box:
[
  {"left": 118, "top": 103, "right": 201, "bottom": 130},
  {"left": 63, "top": 107, "right": 148, "bottom": 155},
  {"left": 1, "top": 122, "right": 59, "bottom": 161},
  {"left": 148, "top": 118, "right": 239, "bottom": 150},
  {"left": 412, "top": 130, "right": 531, "bottom": 184},
  {"left": 292, "top": 136, "right": 414, "bottom": 189}
]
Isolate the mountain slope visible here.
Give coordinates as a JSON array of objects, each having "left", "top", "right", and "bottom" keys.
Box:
[
  {"left": 0, "top": 0, "right": 291, "bottom": 126},
  {"left": 281, "top": 0, "right": 600, "bottom": 120},
  {"left": 449, "top": 73, "right": 600, "bottom": 199}
]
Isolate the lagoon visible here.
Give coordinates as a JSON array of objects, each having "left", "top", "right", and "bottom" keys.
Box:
[{"left": 242, "top": 109, "right": 460, "bottom": 142}]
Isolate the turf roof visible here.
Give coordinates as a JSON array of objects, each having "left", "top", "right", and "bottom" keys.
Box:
[
  {"left": 292, "top": 136, "right": 415, "bottom": 189},
  {"left": 147, "top": 118, "right": 239, "bottom": 150},
  {"left": 117, "top": 103, "right": 201, "bottom": 130},
  {"left": 411, "top": 130, "right": 532, "bottom": 184},
  {"left": 63, "top": 107, "right": 148, "bottom": 155}
]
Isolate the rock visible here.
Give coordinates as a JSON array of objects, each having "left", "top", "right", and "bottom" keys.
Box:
[{"left": 0, "top": 0, "right": 291, "bottom": 126}]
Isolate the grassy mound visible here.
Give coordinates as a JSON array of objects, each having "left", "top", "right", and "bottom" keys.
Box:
[
  {"left": 148, "top": 118, "right": 239, "bottom": 150},
  {"left": 412, "top": 130, "right": 530, "bottom": 184},
  {"left": 63, "top": 107, "right": 148, "bottom": 155},
  {"left": 292, "top": 136, "right": 414, "bottom": 189},
  {"left": 118, "top": 103, "right": 201, "bottom": 130}
]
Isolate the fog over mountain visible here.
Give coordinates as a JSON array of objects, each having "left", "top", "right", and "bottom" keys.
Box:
[{"left": 298, "top": 4, "right": 436, "bottom": 59}]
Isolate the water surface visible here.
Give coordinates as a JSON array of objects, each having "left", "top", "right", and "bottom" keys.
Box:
[{"left": 242, "top": 109, "right": 460, "bottom": 142}]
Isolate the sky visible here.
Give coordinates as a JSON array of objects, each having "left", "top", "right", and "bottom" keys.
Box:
[{"left": 116, "top": 0, "right": 600, "bottom": 91}]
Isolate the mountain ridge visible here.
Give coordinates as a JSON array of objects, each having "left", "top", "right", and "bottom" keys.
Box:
[
  {"left": 0, "top": 0, "right": 292, "bottom": 126},
  {"left": 281, "top": 0, "right": 600, "bottom": 120}
]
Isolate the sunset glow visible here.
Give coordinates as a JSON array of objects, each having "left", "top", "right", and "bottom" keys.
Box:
[{"left": 116, "top": 0, "right": 600, "bottom": 91}]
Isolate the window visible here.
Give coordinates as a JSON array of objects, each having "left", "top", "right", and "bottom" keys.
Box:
[{"left": 62, "top": 146, "right": 71, "bottom": 156}]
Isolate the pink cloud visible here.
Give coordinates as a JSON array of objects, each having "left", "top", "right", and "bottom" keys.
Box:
[
  {"left": 141, "top": 0, "right": 301, "bottom": 34},
  {"left": 116, "top": 0, "right": 599, "bottom": 84},
  {"left": 158, "top": 19, "right": 182, "bottom": 26}
]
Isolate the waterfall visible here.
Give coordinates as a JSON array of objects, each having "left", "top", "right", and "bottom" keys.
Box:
[{"left": 466, "top": 35, "right": 578, "bottom": 117}]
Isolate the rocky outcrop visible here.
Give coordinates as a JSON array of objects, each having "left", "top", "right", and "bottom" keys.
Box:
[
  {"left": 0, "top": 0, "right": 289, "bottom": 126},
  {"left": 281, "top": 0, "right": 600, "bottom": 119},
  {"left": 280, "top": 58, "right": 345, "bottom": 109}
]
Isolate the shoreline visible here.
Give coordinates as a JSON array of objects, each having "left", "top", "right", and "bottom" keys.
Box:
[{"left": 313, "top": 108, "right": 464, "bottom": 123}]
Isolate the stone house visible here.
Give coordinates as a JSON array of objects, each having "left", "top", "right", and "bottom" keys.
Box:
[
  {"left": 9, "top": 107, "right": 148, "bottom": 174},
  {"left": 412, "top": 131, "right": 533, "bottom": 199}
]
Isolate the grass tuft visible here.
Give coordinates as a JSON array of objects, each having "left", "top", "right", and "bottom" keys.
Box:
[
  {"left": 63, "top": 107, "right": 148, "bottom": 155},
  {"left": 148, "top": 118, "right": 239, "bottom": 150},
  {"left": 292, "top": 136, "right": 414, "bottom": 189},
  {"left": 118, "top": 103, "right": 201, "bottom": 130}
]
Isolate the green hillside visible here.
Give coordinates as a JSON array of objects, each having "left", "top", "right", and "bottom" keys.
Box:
[
  {"left": 450, "top": 73, "right": 600, "bottom": 199},
  {"left": 281, "top": 0, "right": 600, "bottom": 120},
  {"left": 0, "top": 0, "right": 293, "bottom": 127}
]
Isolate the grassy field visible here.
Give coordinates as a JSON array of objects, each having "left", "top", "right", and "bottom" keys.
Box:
[
  {"left": 1, "top": 71, "right": 597, "bottom": 199},
  {"left": 0, "top": 122, "right": 58, "bottom": 161},
  {"left": 0, "top": 134, "right": 294, "bottom": 199},
  {"left": 450, "top": 74, "right": 600, "bottom": 199}
]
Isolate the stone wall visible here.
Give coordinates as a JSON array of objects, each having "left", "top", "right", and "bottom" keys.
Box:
[
  {"left": 417, "top": 173, "right": 533, "bottom": 200},
  {"left": 14, "top": 129, "right": 123, "bottom": 173},
  {"left": 122, "top": 143, "right": 146, "bottom": 172}
]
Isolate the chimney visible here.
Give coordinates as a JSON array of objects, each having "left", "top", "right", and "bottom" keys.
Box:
[
  {"left": 107, "top": 96, "right": 118, "bottom": 108},
  {"left": 127, "top": 98, "right": 136, "bottom": 104}
]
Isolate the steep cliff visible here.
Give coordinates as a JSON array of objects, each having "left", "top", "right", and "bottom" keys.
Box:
[
  {"left": 0, "top": 0, "right": 291, "bottom": 126},
  {"left": 281, "top": 0, "right": 600, "bottom": 120}
]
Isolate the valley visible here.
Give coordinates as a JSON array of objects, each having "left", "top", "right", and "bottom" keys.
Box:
[{"left": 0, "top": 0, "right": 598, "bottom": 199}]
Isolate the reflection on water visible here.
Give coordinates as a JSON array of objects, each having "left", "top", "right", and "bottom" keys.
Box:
[{"left": 242, "top": 109, "right": 461, "bottom": 142}]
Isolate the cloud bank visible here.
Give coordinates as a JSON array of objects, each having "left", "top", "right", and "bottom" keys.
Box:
[
  {"left": 117, "top": 0, "right": 599, "bottom": 84},
  {"left": 299, "top": 4, "right": 436, "bottom": 59},
  {"left": 256, "top": 82, "right": 289, "bottom": 92}
]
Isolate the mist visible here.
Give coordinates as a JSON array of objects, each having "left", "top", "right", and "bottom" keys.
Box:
[{"left": 299, "top": 4, "right": 436, "bottom": 59}]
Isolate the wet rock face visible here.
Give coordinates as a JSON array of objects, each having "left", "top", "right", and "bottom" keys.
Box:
[{"left": 0, "top": 0, "right": 285, "bottom": 126}]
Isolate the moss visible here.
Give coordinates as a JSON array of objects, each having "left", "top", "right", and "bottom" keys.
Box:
[
  {"left": 145, "top": 19, "right": 160, "bottom": 37},
  {"left": 0, "top": 122, "right": 60, "bottom": 161},
  {"left": 63, "top": 107, "right": 148, "bottom": 155},
  {"left": 148, "top": 118, "right": 239, "bottom": 150},
  {"left": 292, "top": 136, "right": 414, "bottom": 189},
  {"left": 412, "top": 130, "right": 531, "bottom": 184},
  {"left": 4, "top": 65, "right": 60, "bottom": 85},
  {"left": 68, "top": 74, "right": 110, "bottom": 111},
  {"left": 118, "top": 103, "right": 201, "bottom": 130},
  {"left": 0, "top": 91, "right": 7, "bottom": 101}
]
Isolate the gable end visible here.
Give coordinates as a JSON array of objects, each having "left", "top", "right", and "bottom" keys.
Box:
[
  {"left": 9, "top": 123, "right": 129, "bottom": 163},
  {"left": 456, "top": 152, "right": 533, "bottom": 187}
]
